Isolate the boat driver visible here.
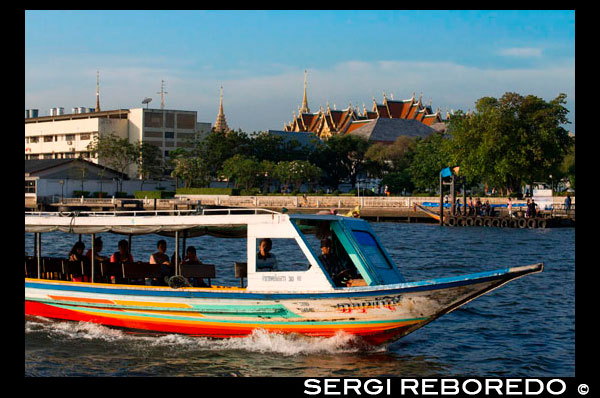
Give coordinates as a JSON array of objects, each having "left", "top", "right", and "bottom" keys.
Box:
[{"left": 318, "top": 238, "right": 352, "bottom": 287}]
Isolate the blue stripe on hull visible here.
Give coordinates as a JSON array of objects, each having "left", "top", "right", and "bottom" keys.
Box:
[{"left": 25, "top": 266, "right": 530, "bottom": 300}]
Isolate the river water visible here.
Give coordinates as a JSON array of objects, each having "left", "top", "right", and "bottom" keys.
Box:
[{"left": 24, "top": 222, "right": 575, "bottom": 377}]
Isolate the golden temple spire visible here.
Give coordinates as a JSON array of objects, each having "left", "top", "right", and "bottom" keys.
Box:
[
  {"left": 300, "top": 69, "right": 310, "bottom": 114},
  {"left": 214, "top": 86, "right": 230, "bottom": 133},
  {"left": 95, "top": 70, "right": 100, "bottom": 112}
]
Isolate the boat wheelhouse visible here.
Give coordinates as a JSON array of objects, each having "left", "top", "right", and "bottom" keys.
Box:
[{"left": 25, "top": 208, "right": 543, "bottom": 345}]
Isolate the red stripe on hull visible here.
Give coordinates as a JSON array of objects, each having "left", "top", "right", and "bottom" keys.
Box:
[{"left": 25, "top": 300, "right": 413, "bottom": 345}]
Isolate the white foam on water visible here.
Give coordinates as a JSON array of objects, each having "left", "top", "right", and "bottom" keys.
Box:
[{"left": 26, "top": 318, "right": 386, "bottom": 356}]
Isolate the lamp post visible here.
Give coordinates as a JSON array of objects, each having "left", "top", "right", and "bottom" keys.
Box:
[
  {"left": 549, "top": 174, "right": 553, "bottom": 195},
  {"left": 59, "top": 180, "right": 64, "bottom": 202}
]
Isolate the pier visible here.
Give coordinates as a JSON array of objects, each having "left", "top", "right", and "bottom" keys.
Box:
[{"left": 28, "top": 195, "right": 574, "bottom": 228}]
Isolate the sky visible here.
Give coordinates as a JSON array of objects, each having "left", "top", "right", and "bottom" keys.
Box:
[{"left": 25, "top": 10, "right": 575, "bottom": 133}]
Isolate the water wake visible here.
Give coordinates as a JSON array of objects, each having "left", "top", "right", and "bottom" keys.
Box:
[{"left": 25, "top": 318, "right": 385, "bottom": 356}]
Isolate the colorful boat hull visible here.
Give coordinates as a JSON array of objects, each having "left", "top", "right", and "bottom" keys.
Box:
[{"left": 25, "top": 263, "right": 542, "bottom": 345}]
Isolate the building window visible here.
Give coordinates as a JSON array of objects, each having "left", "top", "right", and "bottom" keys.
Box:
[
  {"left": 65, "top": 134, "right": 76, "bottom": 141},
  {"left": 28, "top": 136, "right": 39, "bottom": 143},
  {"left": 25, "top": 180, "right": 36, "bottom": 194},
  {"left": 80, "top": 133, "right": 91, "bottom": 141},
  {"left": 43, "top": 136, "right": 54, "bottom": 142},
  {"left": 177, "top": 113, "right": 195, "bottom": 129},
  {"left": 43, "top": 154, "right": 54, "bottom": 159},
  {"left": 165, "top": 131, "right": 174, "bottom": 139},
  {"left": 164, "top": 150, "right": 169, "bottom": 158},
  {"left": 144, "top": 111, "right": 164, "bottom": 128}
]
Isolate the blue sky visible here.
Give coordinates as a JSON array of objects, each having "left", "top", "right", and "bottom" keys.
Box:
[{"left": 25, "top": 10, "right": 575, "bottom": 133}]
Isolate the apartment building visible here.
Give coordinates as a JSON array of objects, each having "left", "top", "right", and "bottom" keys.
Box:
[{"left": 25, "top": 108, "right": 211, "bottom": 178}]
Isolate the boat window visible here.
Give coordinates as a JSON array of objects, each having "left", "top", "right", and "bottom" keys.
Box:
[
  {"left": 351, "top": 230, "right": 392, "bottom": 269},
  {"left": 255, "top": 238, "right": 310, "bottom": 272}
]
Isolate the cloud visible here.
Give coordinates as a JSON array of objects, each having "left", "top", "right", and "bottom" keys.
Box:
[
  {"left": 25, "top": 58, "right": 575, "bottom": 133},
  {"left": 498, "top": 47, "right": 543, "bottom": 58}
]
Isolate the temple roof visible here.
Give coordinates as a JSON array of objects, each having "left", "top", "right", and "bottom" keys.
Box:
[{"left": 347, "top": 117, "right": 435, "bottom": 143}]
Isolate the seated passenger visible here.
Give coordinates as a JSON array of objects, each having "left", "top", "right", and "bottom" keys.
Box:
[
  {"left": 318, "top": 238, "right": 353, "bottom": 287},
  {"left": 182, "top": 246, "right": 207, "bottom": 287},
  {"left": 256, "top": 238, "right": 277, "bottom": 271},
  {"left": 150, "top": 239, "right": 173, "bottom": 285},
  {"left": 69, "top": 241, "right": 86, "bottom": 262},
  {"left": 183, "top": 246, "right": 201, "bottom": 265},
  {"left": 86, "top": 237, "right": 107, "bottom": 262},
  {"left": 110, "top": 240, "right": 134, "bottom": 263}
]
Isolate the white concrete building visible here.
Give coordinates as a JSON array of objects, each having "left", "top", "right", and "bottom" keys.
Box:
[{"left": 25, "top": 108, "right": 211, "bottom": 178}]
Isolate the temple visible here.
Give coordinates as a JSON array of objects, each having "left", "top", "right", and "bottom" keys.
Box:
[
  {"left": 213, "top": 86, "right": 230, "bottom": 133},
  {"left": 283, "top": 72, "right": 445, "bottom": 141}
]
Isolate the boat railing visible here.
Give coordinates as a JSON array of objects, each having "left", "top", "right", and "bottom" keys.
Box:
[{"left": 25, "top": 208, "right": 282, "bottom": 218}]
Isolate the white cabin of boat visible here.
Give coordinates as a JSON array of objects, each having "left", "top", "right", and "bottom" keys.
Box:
[{"left": 25, "top": 208, "right": 407, "bottom": 292}]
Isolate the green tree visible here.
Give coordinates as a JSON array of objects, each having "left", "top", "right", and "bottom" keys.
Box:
[
  {"left": 169, "top": 148, "right": 211, "bottom": 189},
  {"left": 445, "top": 92, "right": 573, "bottom": 194},
  {"left": 137, "top": 142, "right": 164, "bottom": 190},
  {"left": 221, "top": 154, "right": 261, "bottom": 190},
  {"left": 408, "top": 133, "right": 452, "bottom": 192},
  {"left": 87, "top": 133, "right": 138, "bottom": 192}
]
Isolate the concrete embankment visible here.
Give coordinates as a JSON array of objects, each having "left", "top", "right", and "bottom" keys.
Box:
[{"left": 29, "top": 194, "right": 574, "bottom": 226}]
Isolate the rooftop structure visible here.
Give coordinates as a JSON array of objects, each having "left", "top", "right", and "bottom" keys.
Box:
[{"left": 284, "top": 72, "right": 444, "bottom": 141}]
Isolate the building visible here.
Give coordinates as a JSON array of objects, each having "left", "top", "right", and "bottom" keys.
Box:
[
  {"left": 25, "top": 108, "right": 212, "bottom": 178},
  {"left": 283, "top": 71, "right": 444, "bottom": 141}
]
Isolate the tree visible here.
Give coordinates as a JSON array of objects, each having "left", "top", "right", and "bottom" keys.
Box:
[
  {"left": 408, "top": 133, "right": 452, "bottom": 192},
  {"left": 87, "top": 133, "right": 137, "bottom": 192},
  {"left": 310, "top": 134, "right": 369, "bottom": 189},
  {"left": 169, "top": 148, "right": 211, "bottom": 189},
  {"left": 444, "top": 92, "right": 573, "bottom": 194},
  {"left": 273, "top": 160, "right": 322, "bottom": 192},
  {"left": 137, "top": 142, "right": 164, "bottom": 190},
  {"left": 221, "top": 155, "right": 261, "bottom": 190}
]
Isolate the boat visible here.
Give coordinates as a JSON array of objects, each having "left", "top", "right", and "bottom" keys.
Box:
[{"left": 25, "top": 208, "right": 543, "bottom": 346}]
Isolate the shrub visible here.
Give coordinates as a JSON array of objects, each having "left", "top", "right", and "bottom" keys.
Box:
[
  {"left": 134, "top": 191, "right": 175, "bottom": 199},
  {"left": 91, "top": 192, "right": 108, "bottom": 198},
  {"left": 176, "top": 187, "right": 240, "bottom": 196},
  {"left": 72, "top": 190, "right": 90, "bottom": 198}
]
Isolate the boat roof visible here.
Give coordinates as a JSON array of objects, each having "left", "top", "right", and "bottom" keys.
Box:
[{"left": 24, "top": 208, "right": 345, "bottom": 235}]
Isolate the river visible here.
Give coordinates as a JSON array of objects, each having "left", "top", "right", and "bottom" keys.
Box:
[{"left": 24, "top": 222, "right": 574, "bottom": 377}]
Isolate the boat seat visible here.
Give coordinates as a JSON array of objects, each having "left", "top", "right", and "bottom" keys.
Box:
[
  {"left": 234, "top": 262, "right": 247, "bottom": 288},
  {"left": 181, "top": 263, "right": 215, "bottom": 286},
  {"left": 63, "top": 260, "right": 84, "bottom": 277},
  {"left": 42, "top": 257, "right": 64, "bottom": 280},
  {"left": 25, "top": 256, "right": 39, "bottom": 278},
  {"left": 121, "top": 262, "right": 163, "bottom": 280},
  {"left": 100, "top": 261, "right": 124, "bottom": 283}
]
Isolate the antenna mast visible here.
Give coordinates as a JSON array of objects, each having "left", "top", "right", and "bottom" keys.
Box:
[{"left": 157, "top": 80, "right": 168, "bottom": 109}]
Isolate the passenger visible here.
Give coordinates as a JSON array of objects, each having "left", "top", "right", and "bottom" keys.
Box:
[
  {"left": 71, "top": 240, "right": 90, "bottom": 282},
  {"left": 507, "top": 197, "right": 513, "bottom": 218},
  {"left": 526, "top": 199, "right": 532, "bottom": 218},
  {"left": 318, "top": 238, "right": 350, "bottom": 287},
  {"left": 182, "top": 246, "right": 207, "bottom": 287},
  {"left": 256, "top": 238, "right": 277, "bottom": 271},
  {"left": 68, "top": 241, "right": 85, "bottom": 262},
  {"left": 86, "top": 237, "right": 107, "bottom": 262},
  {"left": 475, "top": 198, "right": 482, "bottom": 216},
  {"left": 182, "top": 246, "right": 201, "bottom": 265},
  {"left": 468, "top": 196, "right": 474, "bottom": 216},
  {"left": 110, "top": 240, "right": 134, "bottom": 263},
  {"left": 150, "top": 239, "right": 173, "bottom": 285},
  {"left": 455, "top": 198, "right": 462, "bottom": 215}
]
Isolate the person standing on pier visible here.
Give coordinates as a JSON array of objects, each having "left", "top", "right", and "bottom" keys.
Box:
[
  {"left": 564, "top": 195, "right": 571, "bottom": 215},
  {"left": 507, "top": 197, "right": 513, "bottom": 218}
]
